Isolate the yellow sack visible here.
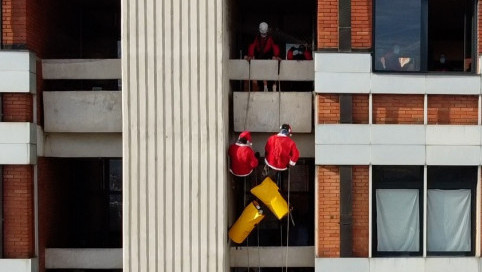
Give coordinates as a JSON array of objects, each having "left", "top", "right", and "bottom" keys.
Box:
[
  {"left": 250, "top": 177, "right": 289, "bottom": 220},
  {"left": 229, "top": 201, "right": 265, "bottom": 244}
]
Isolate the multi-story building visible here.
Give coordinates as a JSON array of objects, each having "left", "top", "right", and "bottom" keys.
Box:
[{"left": 1, "top": 0, "right": 481, "bottom": 271}]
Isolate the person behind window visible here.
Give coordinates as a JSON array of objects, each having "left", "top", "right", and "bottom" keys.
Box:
[
  {"left": 380, "top": 44, "right": 402, "bottom": 71},
  {"left": 245, "top": 22, "right": 281, "bottom": 92},
  {"left": 287, "top": 44, "right": 313, "bottom": 60}
]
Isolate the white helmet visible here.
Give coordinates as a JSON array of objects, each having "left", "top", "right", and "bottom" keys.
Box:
[{"left": 259, "top": 22, "right": 268, "bottom": 37}]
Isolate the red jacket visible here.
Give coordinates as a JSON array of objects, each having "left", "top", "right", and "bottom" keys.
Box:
[
  {"left": 287, "top": 48, "right": 313, "bottom": 60},
  {"left": 228, "top": 143, "right": 259, "bottom": 177},
  {"left": 264, "top": 133, "right": 300, "bottom": 171},
  {"left": 248, "top": 35, "right": 280, "bottom": 59}
]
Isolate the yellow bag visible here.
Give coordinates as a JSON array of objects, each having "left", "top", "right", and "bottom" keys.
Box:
[
  {"left": 250, "top": 177, "right": 289, "bottom": 220},
  {"left": 229, "top": 201, "right": 265, "bottom": 244}
]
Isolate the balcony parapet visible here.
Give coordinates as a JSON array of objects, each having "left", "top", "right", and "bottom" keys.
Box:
[{"left": 42, "top": 59, "right": 121, "bottom": 80}]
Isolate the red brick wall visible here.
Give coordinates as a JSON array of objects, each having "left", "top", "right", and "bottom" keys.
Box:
[
  {"left": 352, "top": 166, "right": 369, "bottom": 257},
  {"left": 353, "top": 94, "right": 369, "bottom": 124},
  {"left": 2, "top": 93, "right": 33, "bottom": 122},
  {"left": 373, "top": 94, "right": 424, "bottom": 124},
  {"left": 318, "top": 94, "right": 340, "bottom": 124},
  {"left": 3, "top": 165, "right": 34, "bottom": 258},
  {"left": 318, "top": 0, "right": 339, "bottom": 49},
  {"left": 427, "top": 95, "right": 478, "bottom": 125},
  {"left": 2, "top": 0, "right": 27, "bottom": 47},
  {"left": 352, "top": 0, "right": 372, "bottom": 49},
  {"left": 317, "top": 166, "right": 340, "bottom": 257}
]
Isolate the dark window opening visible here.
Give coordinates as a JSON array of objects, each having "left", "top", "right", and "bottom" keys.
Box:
[
  {"left": 45, "top": 158, "right": 122, "bottom": 248},
  {"left": 374, "top": 0, "right": 475, "bottom": 72},
  {"left": 43, "top": 80, "right": 121, "bottom": 91},
  {"left": 231, "top": 159, "right": 315, "bottom": 247}
]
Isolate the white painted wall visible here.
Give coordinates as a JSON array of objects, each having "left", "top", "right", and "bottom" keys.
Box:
[
  {"left": 122, "top": 0, "right": 227, "bottom": 271},
  {"left": 43, "top": 91, "right": 121, "bottom": 133},
  {"left": 0, "top": 259, "right": 37, "bottom": 272},
  {"left": 315, "top": 124, "right": 482, "bottom": 165},
  {"left": 315, "top": 258, "right": 481, "bottom": 272},
  {"left": 314, "top": 53, "right": 482, "bottom": 95},
  {"left": 0, "top": 123, "right": 36, "bottom": 164},
  {"left": 0, "top": 51, "right": 36, "bottom": 93}
]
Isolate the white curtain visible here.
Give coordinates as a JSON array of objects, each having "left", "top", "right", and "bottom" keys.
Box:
[
  {"left": 376, "top": 189, "right": 420, "bottom": 251},
  {"left": 427, "top": 189, "right": 471, "bottom": 252}
]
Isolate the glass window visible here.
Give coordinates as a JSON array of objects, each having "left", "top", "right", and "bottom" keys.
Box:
[
  {"left": 427, "top": 166, "right": 476, "bottom": 256},
  {"left": 372, "top": 166, "right": 423, "bottom": 256},
  {"left": 374, "top": 0, "right": 475, "bottom": 72}
]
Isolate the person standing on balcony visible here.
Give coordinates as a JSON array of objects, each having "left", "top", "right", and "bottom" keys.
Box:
[
  {"left": 245, "top": 22, "right": 281, "bottom": 92},
  {"left": 228, "top": 131, "right": 259, "bottom": 178}
]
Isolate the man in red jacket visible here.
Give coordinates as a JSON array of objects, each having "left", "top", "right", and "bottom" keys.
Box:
[
  {"left": 265, "top": 124, "right": 300, "bottom": 172},
  {"left": 228, "top": 131, "right": 259, "bottom": 177},
  {"left": 245, "top": 22, "right": 281, "bottom": 92}
]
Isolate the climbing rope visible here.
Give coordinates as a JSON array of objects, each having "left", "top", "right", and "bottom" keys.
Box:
[
  {"left": 243, "top": 60, "right": 252, "bottom": 131},
  {"left": 285, "top": 167, "right": 291, "bottom": 271}
]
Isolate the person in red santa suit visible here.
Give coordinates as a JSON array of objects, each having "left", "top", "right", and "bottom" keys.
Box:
[
  {"left": 264, "top": 124, "right": 300, "bottom": 173},
  {"left": 228, "top": 131, "right": 259, "bottom": 177}
]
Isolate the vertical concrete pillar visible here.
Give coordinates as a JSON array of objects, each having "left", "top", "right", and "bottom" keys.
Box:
[{"left": 122, "top": 0, "right": 228, "bottom": 271}]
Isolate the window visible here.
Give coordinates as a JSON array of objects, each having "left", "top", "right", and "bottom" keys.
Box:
[
  {"left": 374, "top": 0, "right": 475, "bottom": 72},
  {"left": 372, "top": 166, "right": 477, "bottom": 257},
  {"left": 427, "top": 166, "right": 476, "bottom": 256},
  {"left": 372, "top": 166, "right": 423, "bottom": 256}
]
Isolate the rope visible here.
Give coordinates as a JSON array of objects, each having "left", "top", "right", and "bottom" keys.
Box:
[
  {"left": 243, "top": 60, "right": 252, "bottom": 131},
  {"left": 277, "top": 60, "right": 282, "bottom": 128},
  {"left": 285, "top": 167, "right": 291, "bottom": 271},
  {"left": 243, "top": 176, "right": 250, "bottom": 271}
]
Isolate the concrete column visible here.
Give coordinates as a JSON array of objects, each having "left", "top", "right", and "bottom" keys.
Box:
[{"left": 122, "top": 0, "right": 228, "bottom": 271}]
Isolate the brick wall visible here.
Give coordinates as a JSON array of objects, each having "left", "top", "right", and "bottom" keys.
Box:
[
  {"left": 317, "top": 165, "right": 340, "bottom": 257},
  {"left": 373, "top": 94, "right": 424, "bottom": 124},
  {"left": 318, "top": 0, "right": 338, "bottom": 49},
  {"left": 427, "top": 95, "right": 478, "bottom": 125},
  {"left": 352, "top": 166, "right": 369, "bottom": 257},
  {"left": 2, "top": 93, "right": 33, "bottom": 122},
  {"left": 353, "top": 94, "right": 369, "bottom": 124},
  {"left": 3, "top": 165, "right": 34, "bottom": 258},
  {"left": 2, "top": 0, "right": 27, "bottom": 48},
  {"left": 352, "top": 0, "right": 372, "bottom": 49},
  {"left": 318, "top": 94, "right": 340, "bottom": 124}
]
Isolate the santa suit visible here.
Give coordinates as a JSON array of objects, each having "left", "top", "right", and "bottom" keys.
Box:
[
  {"left": 229, "top": 142, "right": 259, "bottom": 177},
  {"left": 264, "top": 133, "right": 300, "bottom": 171},
  {"left": 248, "top": 35, "right": 280, "bottom": 59}
]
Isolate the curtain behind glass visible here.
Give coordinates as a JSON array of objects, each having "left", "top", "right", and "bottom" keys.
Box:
[
  {"left": 374, "top": 0, "right": 421, "bottom": 71},
  {"left": 427, "top": 189, "right": 471, "bottom": 252},
  {"left": 376, "top": 189, "right": 420, "bottom": 251}
]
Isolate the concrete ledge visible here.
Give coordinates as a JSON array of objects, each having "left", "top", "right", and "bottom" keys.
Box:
[
  {"left": 315, "top": 258, "right": 479, "bottom": 272},
  {"left": 42, "top": 59, "right": 121, "bottom": 79},
  {"left": 43, "top": 133, "right": 122, "bottom": 157},
  {"left": 0, "top": 123, "right": 36, "bottom": 164},
  {"left": 45, "top": 248, "right": 122, "bottom": 269},
  {"left": 230, "top": 246, "right": 314, "bottom": 267},
  {"left": 0, "top": 258, "right": 37, "bottom": 272},
  {"left": 229, "top": 59, "right": 314, "bottom": 81},
  {"left": 0, "top": 51, "right": 36, "bottom": 93},
  {"left": 233, "top": 92, "right": 312, "bottom": 133},
  {"left": 43, "top": 91, "right": 121, "bottom": 133}
]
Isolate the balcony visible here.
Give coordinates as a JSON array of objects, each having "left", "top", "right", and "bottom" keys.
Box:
[
  {"left": 229, "top": 59, "right": 314, "bottom": 133},
  {"left": 42, "top": 59, "right": 121, "bottom": 80}
]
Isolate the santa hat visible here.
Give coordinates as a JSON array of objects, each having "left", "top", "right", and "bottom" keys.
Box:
[{"left": 239, "top": 131, "right": 252, "bottom": 142}]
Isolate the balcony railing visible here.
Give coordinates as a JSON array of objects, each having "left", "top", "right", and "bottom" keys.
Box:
[{"left": 42, "top": 59, "right": 121, "bottom": 79}]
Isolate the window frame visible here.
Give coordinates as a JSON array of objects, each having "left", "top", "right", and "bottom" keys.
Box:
[
  {"left": 426, "top": 166, "right": 476, "bottom": 256},
  {"left": 372, "top": 0, "right": 477, "bottom": 73},
  {"left": 372, "top": 166, "right": 424, "bottom": 257}
]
